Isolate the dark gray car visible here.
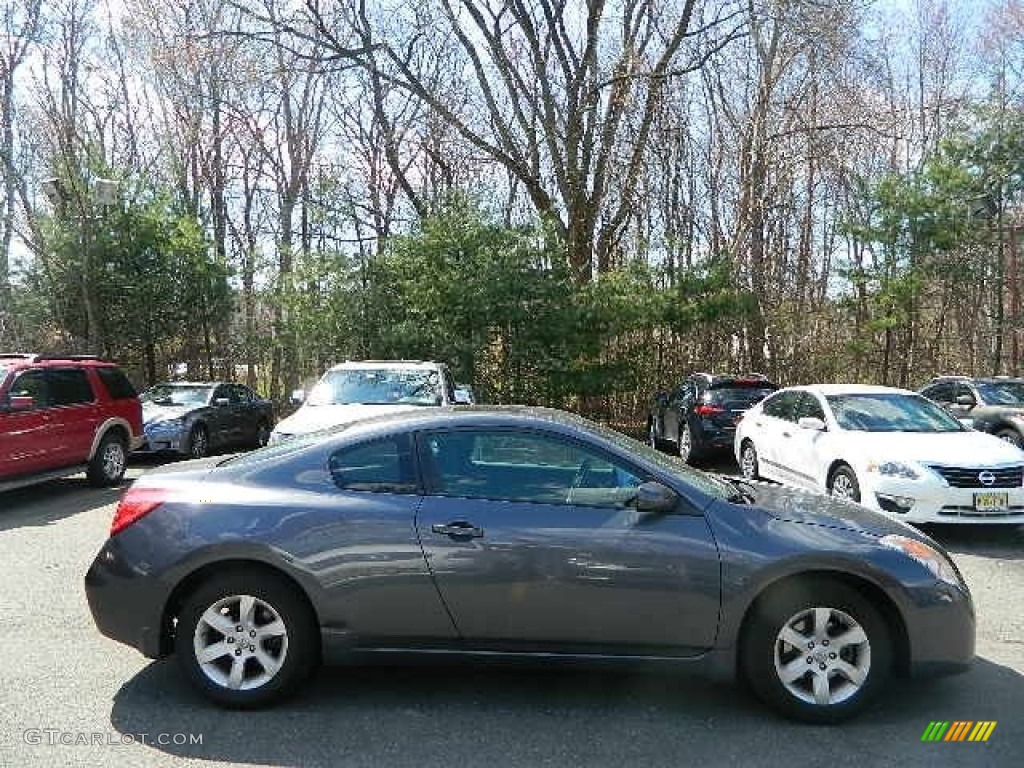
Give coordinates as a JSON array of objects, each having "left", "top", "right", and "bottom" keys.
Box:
[
  {"left": 137, "top": 381, "right": 275, "bottom": 458},
  {"left": 921, "top": 376, "right": 1024, "bottom": 446},
  {"left": 85, "top": 407, "right": 974, "bottom": 723}
]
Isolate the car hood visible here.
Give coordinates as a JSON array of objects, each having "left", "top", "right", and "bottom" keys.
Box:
[
  {"left": 743, "top": 482, "right": 923, "bottom": 539},
  {"left": 273, "top": 402, "right": 422, "bottom": 436},
  {"left": 838, "top": 428, "right": 1024, "bottom": 465},
  {"left": 142, "top": 403, "right": 194, "bottom": 424}
]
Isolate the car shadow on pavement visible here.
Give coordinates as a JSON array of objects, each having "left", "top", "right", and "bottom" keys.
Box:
[
  {"left": 0, "top": 478, "right": 127, "bottom": 532},
  {"left": 108, "top": 656, "right": 1022, "bottom": 768}
]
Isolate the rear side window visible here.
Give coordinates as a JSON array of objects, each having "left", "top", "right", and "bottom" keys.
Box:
[
  {"left": 762, "top": 391, "right": 802, "bottom": 421},
  {"left": 48, "top": 368, "right": 94, "bottom": 405},
  {"left": 328, "top": 434, "right": 418, "bottom": 494},
  {"left": 96, "top": 367, "right": 138, "bottom": 400}
]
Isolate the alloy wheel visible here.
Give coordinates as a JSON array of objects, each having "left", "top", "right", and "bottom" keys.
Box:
[
  {"left": 193, "top": 594, "right": 289, "bottom": 691},
  {"left": 773, "top": 605, "right": 871, "bottom": 707}
]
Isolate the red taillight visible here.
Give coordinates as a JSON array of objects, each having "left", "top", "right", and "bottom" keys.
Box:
[
  {"left": 111, "top": 488, "right": 167, "bottom": 536},
  {"left": 694, "top": 404, "right": 726, "bottom": 416}
]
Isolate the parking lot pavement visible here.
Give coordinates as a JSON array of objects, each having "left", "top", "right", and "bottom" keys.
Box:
[{"left": 0, "top": 467, "right": 1021, "bottom": 768}]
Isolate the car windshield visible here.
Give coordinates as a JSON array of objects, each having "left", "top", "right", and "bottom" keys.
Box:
[
  {"left": 976, "top": 381, "right": 1024, "bottom": 405},
  {"left": 825, "top": 393, "right": 965, "bottom": 433},
  {"left": 307, "top": 369, "right": 442, "bottom": 406},
  {"left": 141, "top": 384, "right": 214, "bottom": 406}
]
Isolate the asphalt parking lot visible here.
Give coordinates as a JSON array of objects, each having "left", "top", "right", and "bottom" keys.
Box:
[{"left": 0, "top": 461, "right": 1021, "bottom": 768}]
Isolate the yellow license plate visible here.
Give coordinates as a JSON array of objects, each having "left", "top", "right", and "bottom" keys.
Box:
[{"left": 974, "top": 492, "right": 1009, "bottom": 512}]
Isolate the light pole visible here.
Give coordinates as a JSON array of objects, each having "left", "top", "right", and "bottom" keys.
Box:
[{"left": 39, "top": 176, "right": 119, "bottom": 354}]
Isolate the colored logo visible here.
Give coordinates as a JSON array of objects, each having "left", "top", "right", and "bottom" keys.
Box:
[{"left": 921, "top": 721, "right": 997, "bottom": 742}]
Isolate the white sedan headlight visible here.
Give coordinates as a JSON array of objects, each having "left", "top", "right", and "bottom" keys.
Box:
[
  {"left": 880, "top": 534, "right": 963, "bottom": 588},
  {"left": 866, "top": 460, "right": 919, "bottom": 479}
]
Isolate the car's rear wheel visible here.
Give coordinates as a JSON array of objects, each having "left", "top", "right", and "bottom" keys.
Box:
[
  {"left": 678, "top": 424, "right": 696, "bottom": 464},
  {"left": 175, "top": 571, "right": 319, "bottom": 708},
  {"left": 742, "top": 579, "right": 891, "bottom": 723},
  {"left": 828, "top": 465, "right": 861, "bottom": 503},
  {"left": 187, "top": 425, "right": 209, "bottom": 459},
  {"left": 740, "top": 441, "right": 760, "bottom": 480},
  {"left": 86, "top": 432, "right": 127, "bottom": 487},
  {"left": 996, "top": 428, "right": 1022, "bottom": 448}
]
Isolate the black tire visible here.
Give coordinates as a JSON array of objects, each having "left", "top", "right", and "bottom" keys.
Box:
[
  {"left": 995, "top": 428, "right": 1023, "bottom": 448},
  {"left": 175, "top": 570, "right": 319, "bottom": 709},
  {"left": 828, "top": 464, "right": 861, "bottom": 503},
  {"left": 254, "top": 421, "right": 271, "bottom": 449},
  {"left": 740, "top": 440, "right": 760, "bottom": 480},
  {"left": 187, "top": 424, "right": 209, "bottom": 459},
  {"left": 741, "top": 579, "right": 892, "bottom": 723},
  {"left": 86, "top": 432, "right": 127, "bottom": 487}
]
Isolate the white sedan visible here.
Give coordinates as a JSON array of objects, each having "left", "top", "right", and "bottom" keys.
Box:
[{"left": 734, "top": 383, "right": 1024, "bottom": 524}]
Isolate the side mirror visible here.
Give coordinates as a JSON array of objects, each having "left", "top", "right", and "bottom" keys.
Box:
[
  {"left": 797, "top": 416, "right": 826, "bottom": 431},
  {"left": 3, "top": 395, "right": 35, "bottom": 412},
  {"left": 453, "top": 388, "right": 473, "bottom": 405},
  {"left": 290, "top": 389, "right": 306, "bottom": 405},
  {"left": 955, "top": 394, "right": 975, "bottom": 407},
  {"left": 632, "top": 481, "right": 678, "bottom": 514},
  {"left": 214, "top": 397, "right": 230, "bottom": 407}
]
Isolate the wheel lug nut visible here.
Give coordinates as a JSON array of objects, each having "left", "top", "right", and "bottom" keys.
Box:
[
  {"left": 227, "top": 637, "right": 234, "bottom": 644},
  {"left": 234, "top": 649, "right": 242, "bottom": 656},
  {"left": 250, "top": 630, "right": 256, "bottom": 638},
  {"left": 807, "top": 642, "right": 814, "bottom": 649},
  {"left": 819, "top": 663, "right": 827, "bottom": 671},
  {"left": 236, "top": 625, "right": 243, "bottom": 632},
  {"left": 806, "top": 657, "right": 813, "bottom": 664},
  {"left": 829, "top": 653, "right": 837, "bottom": 659},
  {"left": 822, "top": 639, "right": 829, "bottom": 647}
]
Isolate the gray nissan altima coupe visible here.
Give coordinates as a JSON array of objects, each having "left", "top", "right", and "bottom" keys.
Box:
[{"left": 85, "top": 407, "right": 974, "bottom": 723}]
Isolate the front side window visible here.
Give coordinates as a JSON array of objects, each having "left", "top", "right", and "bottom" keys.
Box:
[
  {"left": 794, "top": 393, "right": 826, "bottom": 421},
  {"left": 920, "top": 383, "right": 953, "bottom": 404},
  {"left": 422, "top": 429, "right": 643, "bottom": 508},
  {"left": 825, "top": 393, "right": 965, "bottom": 433},
  {"left": 329, "top": 434, "right": 418, "bottom": 494},
  {"left": 9, "top": 370, "right": 51, "bottom": 408},
  {"left": 308, "top": 369, "right": 442, "bottom": 407}
]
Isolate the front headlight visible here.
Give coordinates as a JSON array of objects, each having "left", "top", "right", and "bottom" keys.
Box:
[
  {"left": 866, "top": 460, "right": 919, "bottom": 479},
  {"left": 880, "top": 534, "right": 963, "bottom": 587}
]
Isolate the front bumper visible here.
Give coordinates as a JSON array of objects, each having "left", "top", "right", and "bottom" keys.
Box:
[
  {"left": 84, "top": 540, "right": 168, "bottom": 658},
  {"left": 135, "top": 423, "right": 186, "bottom": 454},
  {"left": 904, "top": 580, "right": 975, "bottom": 677},
  {"left": 861, "top": 474, "right": 1024, "bottom": 524}
]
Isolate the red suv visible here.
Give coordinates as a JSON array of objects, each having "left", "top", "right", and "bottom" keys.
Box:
[{"left": 0, "top": 354, "right": 143, "bottom": 491}]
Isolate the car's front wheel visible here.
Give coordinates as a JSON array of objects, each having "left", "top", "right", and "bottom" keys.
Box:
[
  {"left": 742, "top": 579, "right": 892, "bottom": 723},
  {"left": 187, "top": 425, "right": 209, "bottom": 459},
  {"left": 829, "top": 465, "right": 861, "bottom": 503},
  {"left": 175, "top": 571, "right": 319, "bottom": 708},
  {"left": 740, "top": 441, "right": 760, "bottom": 480}
]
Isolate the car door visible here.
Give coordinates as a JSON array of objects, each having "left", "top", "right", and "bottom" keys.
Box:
[
  {"left": 230, "top": 384, "right": 257, "bottom": 444},
  {"left": 751, "top": 390, "right": 802, "bottom": 483},
  {"left": 414, "top": 427, "right": 721, "bottom": 653},
  {"left": 316, "top": 433, "right": 459, "bottom": 642},
  {"left": 46, "top": 367, "right": 101, "bottom": 464},
  {"left": 207, "top": 384, "right": 237, "bottom": 447},
  {"left": 787, "top": 393, "right": 830, "bottom": 491},
  {"left": 664, "top": 382, "right": 694, "bottom": 444},
  {"left": 0, "top": 369, "right": 57, "bottom": 476}
]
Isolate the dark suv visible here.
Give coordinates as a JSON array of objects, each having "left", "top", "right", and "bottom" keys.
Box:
[
  {"left": 648, "top": 373, "right": 777, "bottom": 464},
  {"left": 920, "top": 375, "right": 1024, "bottom": 446},
  {"left": 0, "top": 354, "right": 143, "bottom": 491}
]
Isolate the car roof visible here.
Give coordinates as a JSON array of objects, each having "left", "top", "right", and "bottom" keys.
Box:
[
  {"left": 328, "top": 360, "right": 443, "bottom": 372},
  {"left": 787, "top": 383, "right": 918, "bottom": 396},
  {"left": 149, "top": 381, "right": 223, "bottom": 387}
]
